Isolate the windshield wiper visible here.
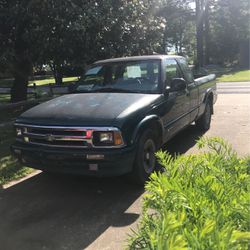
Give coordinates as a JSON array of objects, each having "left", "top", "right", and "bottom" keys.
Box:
[
  {"left": 92, "top": 87, "right": 140, "bottom": 93},
  {"left": 73, "top": 86, "right": 143, "bottom": 94},
  {"left": 72, "top": 89, "right": 92, "bottom": 93}
]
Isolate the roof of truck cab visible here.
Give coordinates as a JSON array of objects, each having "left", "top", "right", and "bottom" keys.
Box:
[{"left": 95, "top": 55, "right": 184, "bottom": 64}]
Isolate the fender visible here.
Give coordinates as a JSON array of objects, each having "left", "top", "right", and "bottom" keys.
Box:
[
  {"left": 195, "top": 73, "right": 216, "bottom": 105},
  {"left": 131, "top": 114, "right": 164, "bottom": 145},
  {"left": 204, "top": 88, "right": 214, "bottom": 104},
  {"left": 197, "top": 88, "right": 215, "bottom": 119}
]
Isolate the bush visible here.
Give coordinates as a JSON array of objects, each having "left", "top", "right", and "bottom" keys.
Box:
[{"left": 128, "top": 137, "right": 250, "bottom": 250}]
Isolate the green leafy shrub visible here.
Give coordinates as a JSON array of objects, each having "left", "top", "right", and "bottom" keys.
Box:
[{"left": 128, "top": 137, "right": 250, "bottom": 250}]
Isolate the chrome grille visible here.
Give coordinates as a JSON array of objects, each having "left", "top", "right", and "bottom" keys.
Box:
[
  {"left": 27, "top": 127, "right": 85, "bottom": 137},
  {"left": 16, "top": 125, "right": 91, "bottom": 148},
  {"left": 14, "top": 124, "right": 124, "bottom": 148}
]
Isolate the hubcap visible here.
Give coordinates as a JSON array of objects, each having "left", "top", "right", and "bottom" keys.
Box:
[{"left": 143, "top": 139, "right": 156, "bottom": 174}]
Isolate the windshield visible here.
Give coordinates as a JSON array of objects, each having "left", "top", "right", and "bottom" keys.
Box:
[{"left": 76, "top": 60, "right": 161, "bottom": 94}]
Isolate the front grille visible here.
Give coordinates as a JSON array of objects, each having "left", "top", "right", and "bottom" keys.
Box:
[
  {"left": 29, "top": 138, "right": 88, "bottom": 147},
  {"left": 14, "top": 124, "right": 125, "bottom": 148},
  {"left": 16, "top": 125, "right": 91, "bottom": 148},
  {"left": 28, "top": 128, "right": 85, "bottom": 137}
]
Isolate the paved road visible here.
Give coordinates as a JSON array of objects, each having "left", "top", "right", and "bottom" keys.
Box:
[
  {"left": 0, "top": 82, "right": 249, "bottom": 250},
  {"left": 216, "top": 81, "right": 250, "bottom": 94}
]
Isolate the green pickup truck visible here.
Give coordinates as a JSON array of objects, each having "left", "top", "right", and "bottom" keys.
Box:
[{"left": 12, "top": 55, "right": 217, "bottom": 183}]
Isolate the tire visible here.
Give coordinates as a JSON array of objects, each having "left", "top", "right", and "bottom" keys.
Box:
[
  {"left": 130, "top": 129, "right": 157, "bottom": 185},
  {"left": 196, "top": 101, "right": 212, "bottom": 131}
]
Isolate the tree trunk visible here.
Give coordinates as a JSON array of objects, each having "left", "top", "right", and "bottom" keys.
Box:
[
  {"left": 196, "top": 0, "right": 204, "bottom": 67},
  {"left": 239, "top": 40, "right": 250, "bottom": 68},
  {"left": 55, "top": 69, "right": 63, "bottom": 85},
  {"left": 50, "top": 62, "right": 63, "bottom": 85},
  {"left": 179, "top": 22, "right": 183, "bottom": 55},
  {"left": 162, "top": 25, "right": 168, "bottom": 53},
  {"left": 11, "top": 57, "right": 32, "bottom": 103},
  {"left": 11, "top": 74, "right": 28, "bottom": 103},
  {"left": 204, "top": 0, "right": 210, "bottom": 65}
]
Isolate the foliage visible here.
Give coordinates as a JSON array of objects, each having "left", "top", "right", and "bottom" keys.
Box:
[
  {"left": 0, "top": 95, "right": 10, "bottom": 103},
  {"left": 206, "top": 0, "right": 250, "bottom": 65},
  {"left": 218, "top": 70, "right": 250, "bottom": 82},
  {"left": 128, "top": 137, "right": 250, "bottom": 249},
  {"left": 0, "top": 0, "right": 249, "bottom": 101},
  {"left": 159, "top": 0, "right": 195, "bottom": 57},
  {"left": 0, "top": 0, "right": 166, "bottom": 100}
]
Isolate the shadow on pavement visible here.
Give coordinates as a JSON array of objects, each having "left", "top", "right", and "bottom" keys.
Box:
[
  {"left": 0, "top": 174, "right": 143, "bottom": 250},
  {"left": 0, "top": 124, "right": 204, "bottom": 250},
  {"left": 163, "top": 124, "right": 204, "bottom": 154}
]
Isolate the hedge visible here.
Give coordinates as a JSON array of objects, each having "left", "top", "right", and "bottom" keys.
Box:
[{"left": 128, "top": 137, "right": 250, "bottom": 250}]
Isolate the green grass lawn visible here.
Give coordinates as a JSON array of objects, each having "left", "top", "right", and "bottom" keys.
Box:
[
  {"left": 28, "top": 76, "right": 79, "bottom": 86},
  {"left": 217, "top": 69, "right": 250, "bottom": 82},
  {"left": 0, "top": 76, "right": 79, "bottom": 88},
  {"left": 0, "top": 124, "right": 33, "bottom": 187},
  {"left": 0, "top": 94, "right": 11, "bottom": 103},
  {"left": 0, "top": 75, "right": 77, "bottom": 103},
  {"left": 0, "top": 101, "right": 52, "bottom": 186},
  {"left": 0, "top": 104, "right": 28, "bottom": 123},
  {"left": 0, "top": 93, "right": 42, "bottom": 104}
]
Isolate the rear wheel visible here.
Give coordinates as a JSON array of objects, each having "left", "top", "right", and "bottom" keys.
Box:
[
  {"left": 130, "top": 129, "right": 157, "bottom": 185},
  {"left": 196, "top": 101, "right": 212, "bottom": 131}
]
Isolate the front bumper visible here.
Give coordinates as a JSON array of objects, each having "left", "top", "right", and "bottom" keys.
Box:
[{"left": 11, "top": 142, "right": 136, "bottom": 177}]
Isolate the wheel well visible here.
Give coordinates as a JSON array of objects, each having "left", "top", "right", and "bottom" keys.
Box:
[{"left": 137, "top": 120, "right": 163, "bottom": 149}]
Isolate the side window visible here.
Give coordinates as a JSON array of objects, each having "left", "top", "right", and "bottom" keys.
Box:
[
  {"left": 82, "top": 66, "right": 104, "bottom": 85},
  {"left": 165, "top": 59, "right": 182, "bottom": 86},
  {"left": 178, "top": 58, "right": 194, "bottom": 83}
]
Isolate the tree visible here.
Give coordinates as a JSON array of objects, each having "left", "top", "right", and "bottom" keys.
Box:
[
  {"left": 154, "top": 0, "right": 198, "bottom": 62},
  {"left": 0, "top": 0, "right": 166, "bottom": 101},
  {"left": 0, "top": 0, "right": 40, "bottom": 102},
  {"left": 35, "top": 0, "right": 89, "bottom": 85},
  {"left": 1, "top": 0, "right": 248, "bottom": 102},
  {"left": 208, "top": 0, "right": 250, "bottom": 65}
]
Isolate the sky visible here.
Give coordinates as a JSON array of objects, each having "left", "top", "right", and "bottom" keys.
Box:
[{"left": 189, "top": 2, "right": 196, "bottom": 10}]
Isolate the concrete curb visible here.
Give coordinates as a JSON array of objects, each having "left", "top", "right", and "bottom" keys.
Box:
[{"left": 0, "top": 170, "right": 41, "bottom": 190}]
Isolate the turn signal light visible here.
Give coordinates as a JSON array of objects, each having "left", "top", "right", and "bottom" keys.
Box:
[{"left": 114, "top": 131, "right": 123, "bottom": 146}]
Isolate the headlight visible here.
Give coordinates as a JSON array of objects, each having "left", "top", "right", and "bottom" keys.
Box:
[
  {"left": 100, "top": 132, "right": 113, "bottom": 143},
  {"left": 93, "top": 131, "right": 124, "bottom": 147}
]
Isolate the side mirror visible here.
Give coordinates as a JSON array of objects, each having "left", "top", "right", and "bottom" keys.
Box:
[{"left": 170, "top": 78, "right": 186, "bottom": 92}]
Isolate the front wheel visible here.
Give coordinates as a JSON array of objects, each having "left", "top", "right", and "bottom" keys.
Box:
[
  {"left": 196, "top": 101, "right": 212, "bottom": 131},
  {"left": 130, "top": 129, "right": 157, "bottom": 185}
]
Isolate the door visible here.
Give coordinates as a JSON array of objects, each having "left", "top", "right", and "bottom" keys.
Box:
[
  {"left": 177, "top": 58, "right": 199, "bottom": 122},
  {"left": 162, "top": 59, "right": 190, "bottom": 141}
]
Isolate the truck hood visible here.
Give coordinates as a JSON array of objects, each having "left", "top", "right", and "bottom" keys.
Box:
[{"left": 17, "top": 93, "right": 161, "bottom": 127}]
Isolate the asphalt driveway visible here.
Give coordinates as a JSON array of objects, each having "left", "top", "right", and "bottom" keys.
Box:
[{"left": 0, "top": 82, "right": 249, "bottom": 250}]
